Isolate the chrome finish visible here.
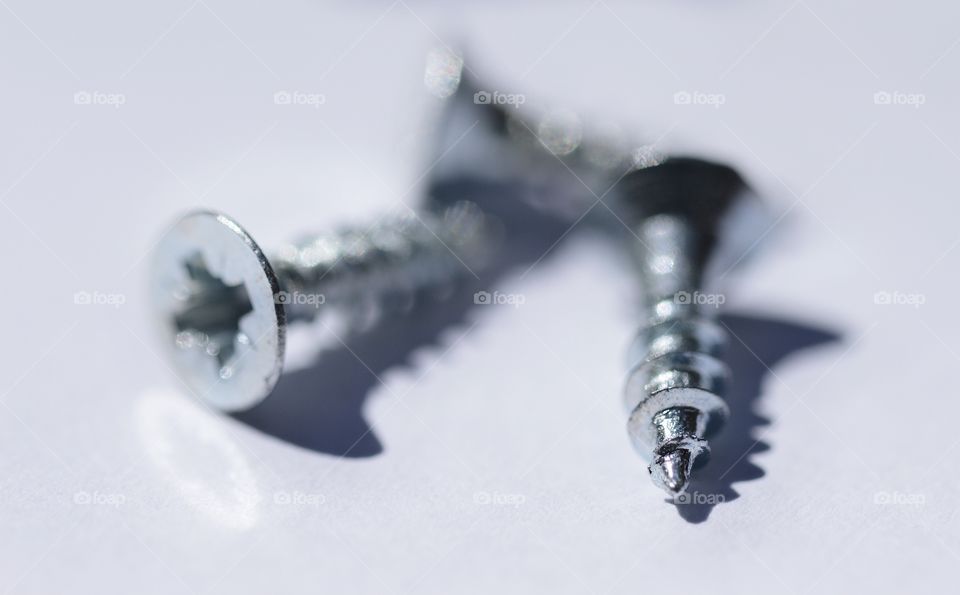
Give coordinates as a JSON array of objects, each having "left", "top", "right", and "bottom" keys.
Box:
[
  {"left": 618, "top": 157, "right": 768, "bottom": 497},
  {"left": 428, "top": 49, "right": 771, "bottom": 499},
  {"left": 150, "top": 202, "right": 490, "bottom": 411}
]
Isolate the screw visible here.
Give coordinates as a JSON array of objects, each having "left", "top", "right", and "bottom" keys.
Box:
[
  {"left": 617, "top": 157, "right": 769, "bottom": 497},
  {"left": 146, "top": 54, "right": 600, "bottom": 415},
  {"left": 434, "top": 56, "right": 760, "bottom": 499},
  {"left": 150, "top": 201, "right": 491, "bottom": 411},
  {"left": 435, "top": 55, "right": 772, "bottom": 498}
]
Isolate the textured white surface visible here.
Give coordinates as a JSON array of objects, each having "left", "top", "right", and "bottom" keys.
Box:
[{"left": 1, "top": 1, "right": 958, "bottom": 593}]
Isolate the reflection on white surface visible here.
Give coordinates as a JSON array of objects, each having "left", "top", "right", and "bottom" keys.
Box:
[{"left": 136, "top": 388, "right": 261, "bottom": 530}]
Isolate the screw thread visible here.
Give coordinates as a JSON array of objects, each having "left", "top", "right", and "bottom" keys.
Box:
[
  {"left": 624, "top": 215, "right": 730, "bottom": 409},
  {"left": 624, "top": 299, "right": 730, "bottom": 430},
  {"left": 622, "top": 215, "right": 731, "bottom": 495},
  {"left": 271, "top": 201, "right": 492, "bottom": 324}
]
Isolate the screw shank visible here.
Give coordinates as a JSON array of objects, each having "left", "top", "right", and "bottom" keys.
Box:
[
  {"left": 271, "top": 202, "right": 492, "bottom": 324},
  {"left": 616, "top": 159, "right": 757, "bottom": 466}
]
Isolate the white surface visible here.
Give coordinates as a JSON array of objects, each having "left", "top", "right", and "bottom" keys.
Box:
[{"left": 1, "top": 1, "right": 958, "bottom": 593}]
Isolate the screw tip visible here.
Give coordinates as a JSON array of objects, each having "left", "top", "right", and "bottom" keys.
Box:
[
  {"left": 649, "top": 448, "right": 693, "bottom": 496},
  {"left": 647, "top": 436, "right": 710, "bottom": 498}
]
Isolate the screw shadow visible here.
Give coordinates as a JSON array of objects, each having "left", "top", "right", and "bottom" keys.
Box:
[
  {"left": 232, "top": 282, "right": 483, "bottom": 457},
  {"left": 671, "top": 312, "right": 841, "bottom": 523},
  {"left": 232, "top": 178, "right": 580, "bottom": 457}
]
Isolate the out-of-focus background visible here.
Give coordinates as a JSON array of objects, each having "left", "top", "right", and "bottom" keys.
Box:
[{"left": 1, "top": 1, "right": 957, "bottom": 593}]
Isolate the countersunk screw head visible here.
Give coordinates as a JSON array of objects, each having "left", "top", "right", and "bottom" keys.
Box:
[{"left": 150, "top": 210, "right": 286, "bottom": 411}]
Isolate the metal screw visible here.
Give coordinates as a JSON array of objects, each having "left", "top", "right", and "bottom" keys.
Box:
[
  {"left": 435, "top": 57, "right": 772, "bottom": 498},
  {"left": 617, "top": 157, "right": 768, "bottom": 497},
  {"left": 150, "top": 201, "right": 491, "bottom": 411},
  {"left": 146, "top": 55, "right": 601, "bottom": 415},
  {"left": 435, "top": 57, "right": 769, "bottom": 499}
]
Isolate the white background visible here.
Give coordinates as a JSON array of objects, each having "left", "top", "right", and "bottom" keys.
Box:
[{"left": 1, "top": 1, "right": 958, "bottom": 593}]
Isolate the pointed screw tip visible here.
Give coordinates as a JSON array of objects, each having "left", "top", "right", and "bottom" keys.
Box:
[{"left": 648, "top": 446, "right": 696, "bottom": 497}]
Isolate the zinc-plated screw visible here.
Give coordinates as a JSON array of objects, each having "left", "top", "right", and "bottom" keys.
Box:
[
  {"left": 617, "top": 157, "right": 768, "bottom": 497},
  {"left": 434, "top": 56, "right": 771, "bottom": 498},
  {"left": 150, "top": 201, "right": 491, "bottom": 411},
  {"left": 434, "top": 56, "right": 769, "bottom": 499}
]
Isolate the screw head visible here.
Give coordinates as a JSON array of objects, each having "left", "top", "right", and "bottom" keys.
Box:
[{"left": 150, "top": 210, "right": 286, "bottom": 411}]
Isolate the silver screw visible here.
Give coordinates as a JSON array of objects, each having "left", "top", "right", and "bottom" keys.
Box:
[
  {"left": 617, "top": 157, "right": 769, "bottom": 497},
  {"left": 150, "top": 201, "right": 491, "bottom": 411},
  {"left": 436, "top": 60, "right": 764, "bottom": 498},
  {"left": 146, "top": 57, "right": 597, "bottom": 415},
  {"left": 438, "top": 59, "right": 772, "bottom": 498}
]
